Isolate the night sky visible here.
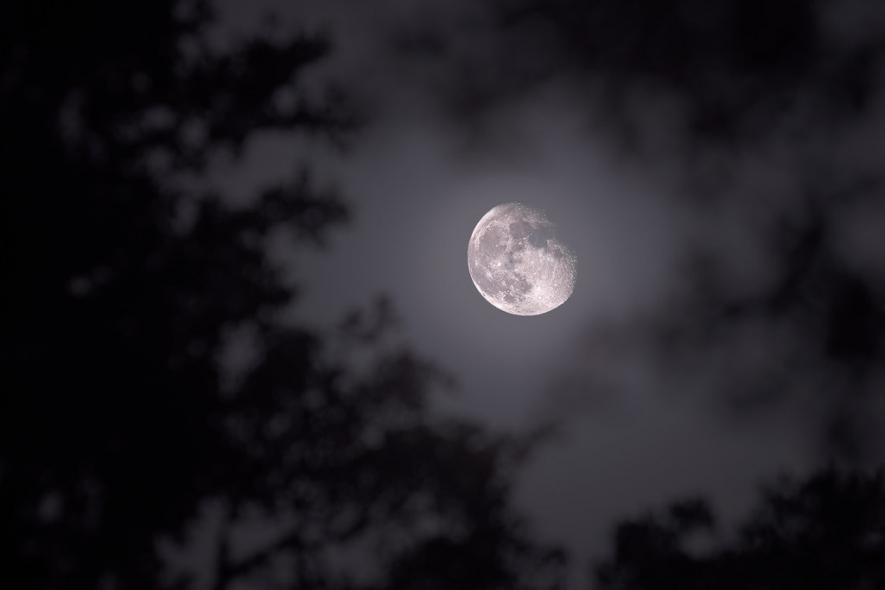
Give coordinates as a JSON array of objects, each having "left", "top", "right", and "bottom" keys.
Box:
[
  {"left": 212, "top": 0, "right": 885, "bottom": 583},
  {"left": 6, "top": 1, "right": 885, "bottom": 589}
]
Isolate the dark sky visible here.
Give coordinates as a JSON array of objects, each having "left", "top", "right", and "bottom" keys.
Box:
[{"left": 172, "top": 0, "right": 885, "bottom": 586}]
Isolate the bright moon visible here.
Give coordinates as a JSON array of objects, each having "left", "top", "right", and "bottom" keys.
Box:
[{"left": 467, "top": 202, "right": 576, "bottom": 316}]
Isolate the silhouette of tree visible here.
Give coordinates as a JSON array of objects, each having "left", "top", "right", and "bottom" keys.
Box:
[
  {"left": 1, "top": 2, "right": 564, "bottom": 589},
  {"left": 595, "top": 468, "right": 885, "bottom": 590},
  {"left": 633, "top": 185, "right": 885, "bottom": 460},
  {"left": 428, "top": 0, "right": 879, "bottom": 149}
]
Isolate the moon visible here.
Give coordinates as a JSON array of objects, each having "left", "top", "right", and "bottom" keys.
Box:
[{"left": 467, "top": 202, "right": 576, "bottom": 316}]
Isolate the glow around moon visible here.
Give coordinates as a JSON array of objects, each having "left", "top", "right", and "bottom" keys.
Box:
[{"left": 467, "top": 202, "right": 576, "bottom": 316}]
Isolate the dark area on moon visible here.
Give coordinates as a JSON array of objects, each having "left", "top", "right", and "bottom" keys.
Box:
[{"left": 511, "top": 220, "right": 564, "bottom": 256}]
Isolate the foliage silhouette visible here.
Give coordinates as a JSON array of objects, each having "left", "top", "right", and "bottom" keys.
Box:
[
  {"left": 422, "top": 0, "right": 879, "bottom": 150},
  {"left": 0, "top": 1, "right": 564, "bottom": 589},
  {"left": 595, "top": 468, "right": 885, "bottom": 590}
]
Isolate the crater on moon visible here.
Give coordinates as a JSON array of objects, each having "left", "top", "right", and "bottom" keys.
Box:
[{"left": 467, "top": 202, "right": 576, "bottom": 316}]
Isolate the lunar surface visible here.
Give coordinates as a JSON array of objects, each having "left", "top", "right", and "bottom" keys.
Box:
[{"left": 467, "top": 203, "right": 576, "bottom": 316}]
